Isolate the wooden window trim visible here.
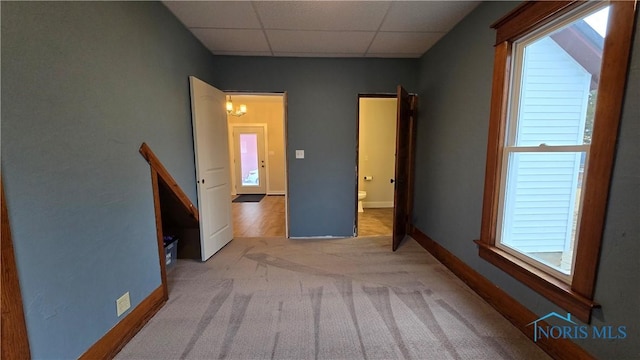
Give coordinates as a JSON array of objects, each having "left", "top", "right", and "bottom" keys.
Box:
[{"left": 477, "top": 0, "right": 637, "bottom": 323}]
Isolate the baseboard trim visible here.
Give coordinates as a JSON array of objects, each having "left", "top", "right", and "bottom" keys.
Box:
[
  {"left": 409, "top": 226, "right": 594, "bottom": 360},
  {"left": 363, "top": 201, "right": 393, "bottom": 208},
  {"left": 79, "top": 286, "right": 165, "bottom": 360}
]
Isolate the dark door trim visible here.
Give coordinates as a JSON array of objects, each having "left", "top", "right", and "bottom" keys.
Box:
[
  {"left": 392, "top": 86, "right": 414, "bottom": 250},
  {"left": 355, "top": 91, "right": 417, "bottom": 241}
]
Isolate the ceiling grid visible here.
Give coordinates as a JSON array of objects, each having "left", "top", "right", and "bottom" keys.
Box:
[{"left": 163, "top": 1, "right": 480, "bottom": 58}]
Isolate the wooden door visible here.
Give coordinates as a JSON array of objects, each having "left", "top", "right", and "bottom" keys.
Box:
[
  {"left": 392, "top": 86, "right": 417, "bottom": 251},
  {"left": 189, "top": 76, "right": 234, "bottom": 261}
]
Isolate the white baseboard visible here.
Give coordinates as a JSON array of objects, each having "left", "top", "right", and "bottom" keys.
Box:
[{"left": 363, "top": 201, "right": 393, "bottom": 208}]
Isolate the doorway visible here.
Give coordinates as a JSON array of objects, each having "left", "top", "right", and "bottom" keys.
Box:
[
  {"left": 357, "top": 95, "right": 397, "bottom": 237},
  {"left": 356, "top": 87, "right": 417, "bottom": 251},
  {"left": 232, "top": 125, "right": 267, "bottom": 195},
  {"left": 225, "top": 93, "right": 288, "bottom": 238}
]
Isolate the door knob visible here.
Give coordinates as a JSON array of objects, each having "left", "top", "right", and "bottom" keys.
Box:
[{"left": 390, "top": 179, "right": 395, "bottom": 183}]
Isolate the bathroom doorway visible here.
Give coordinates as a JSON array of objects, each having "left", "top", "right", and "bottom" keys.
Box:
[
  {"left": 225, "top": 93, "right": 288, "bottom": 238},
  {"left": 356, "top": 95, "right": 397, "bottom": 237},
  {"left": 356, "top": 88, "right": 418, "bottom": 247}
]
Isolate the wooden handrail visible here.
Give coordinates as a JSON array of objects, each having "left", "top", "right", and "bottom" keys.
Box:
[{"left": 139, "top": 143, "right": 199, "bottom": 223}]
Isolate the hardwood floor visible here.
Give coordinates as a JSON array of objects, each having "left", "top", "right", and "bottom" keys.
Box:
[
  {"left": 358, "top": 208, "right": 393, "bottom": 237},
  {"left": 232, "top": 197, "right": 392, "bottom": 238},
  {"left": 232, "top": 195, "right": 286, "bottom": 237}
]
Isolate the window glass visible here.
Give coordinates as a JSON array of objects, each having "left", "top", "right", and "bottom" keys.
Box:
[{"left": 497, "top": 5, "right": 609, "bottom": 279}]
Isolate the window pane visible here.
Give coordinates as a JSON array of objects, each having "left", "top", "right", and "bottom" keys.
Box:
[
  {"left": 500, "top": 151, "right": 585, "bottom": 275},
  {"left": 513, "top": 6, "right": 608, "bottom": 147},
  {"left": 240, "top": 134, "right": 259, "bottom": 186}
]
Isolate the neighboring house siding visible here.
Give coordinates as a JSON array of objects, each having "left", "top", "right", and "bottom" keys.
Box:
[
  {"left": 517, "top": 37, "right": 591, "bottom": 146},
  {"left": 502, "top": 36, "right": 591, "bottom": 253}
]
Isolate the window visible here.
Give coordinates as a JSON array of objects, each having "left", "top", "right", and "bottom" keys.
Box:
[
  {"left": 477, "top": 1, "right": 636, "bottom": 323},
  {"left": 498, "top": 4, "right": 609, "bottom": 283}
]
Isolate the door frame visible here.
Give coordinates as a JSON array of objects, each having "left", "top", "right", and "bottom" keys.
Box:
[
  {"left": 355, "top": 92, "right": 417, "bottom": 243},
  {"left": 355, "top": 93, "right": 397, "bottom": 236},
  {"left": 228, "top": 123, "right": 269, "bottom": 195},
  {"left": 224, "top": 91, "right": 290, "bottom": 238}
]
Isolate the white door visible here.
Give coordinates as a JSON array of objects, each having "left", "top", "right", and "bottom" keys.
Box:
[
  {"left": 189, "top": 76, "right": 233, "bottom": 261},
  {"left": 233, "top": 126, "right": 267, "bottom": 194}
]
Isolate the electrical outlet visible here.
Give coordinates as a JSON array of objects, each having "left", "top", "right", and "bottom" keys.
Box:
[{"left": 116, "top": 292, "right": 131, "bottom": 317}]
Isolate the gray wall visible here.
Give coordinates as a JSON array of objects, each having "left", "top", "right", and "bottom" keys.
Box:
[
  {"left": 413, "top": 1, "right": 640, "bottom": 358},
  {"left": 1, "top": 2, "right": 217, "bottom": 358},
  {"left": 211, "top": 56, "right": 418, "bottom": 237},
  {"left": 5, "top": 0, "right": 634, "bottom": 358},
  {"left": 1, "top": 1, "right": 419, "bottom": 356}
]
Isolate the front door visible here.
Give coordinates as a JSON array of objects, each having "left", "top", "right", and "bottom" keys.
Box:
[
  {"left": 233, "top": 126, "right": 267, "bottom": 194},
  {"left": 392, "top": 86, "right": 418, "bottom": 251},
  {"left": 189, "top": 76, "right": 234, "bottom": 261}
]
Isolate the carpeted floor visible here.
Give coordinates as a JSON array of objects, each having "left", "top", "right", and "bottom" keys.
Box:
[{"left": 116, "top": 236, "right": 549, "bottom": 360}]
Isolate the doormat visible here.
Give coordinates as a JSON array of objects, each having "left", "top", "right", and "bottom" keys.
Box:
[{"left": 232, "top": 194, "right": 266, "bottom": 203}]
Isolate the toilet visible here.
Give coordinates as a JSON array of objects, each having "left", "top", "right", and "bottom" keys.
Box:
[{"left": 358, "top": 191, "right": 367, "bottom": 213}]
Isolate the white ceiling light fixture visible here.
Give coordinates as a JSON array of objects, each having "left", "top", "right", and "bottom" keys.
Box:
[{"left": 226, "top": 96, "right": 247, "bottom": 117}]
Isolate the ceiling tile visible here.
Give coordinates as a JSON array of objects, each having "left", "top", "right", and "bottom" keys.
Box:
[
  {"left": 162, "top": 1, "right": 261, "bottom": 29},
  {"left": 368, "top": 32, "right": 444, "bottom": 55},
  {"left": 162, "top": 0, "right": 482, "bottom": 58},
  {"left": 214, "top": 51, "right": 273, "bottom": 57},
  {"left": 365, "top": 53, "right": 423, "bottom": 59},
  {"left": 254, "top": 1, "right": 391, "bottom": 31},
  {"left": 380, "top": 1, "right": 480, "bottom": 32},
  {"left": 192, "top": 29, "right": 271, "bottom": 53},
  {"left": 267, "top": 30, "right": 375, "bottom": 54},
  {"left": 273, "top": 52, "right": 365, "bottom": 58}
]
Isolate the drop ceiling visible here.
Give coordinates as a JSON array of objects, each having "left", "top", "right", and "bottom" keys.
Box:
[{"left": 163, "top": 1, "right": 481, "bottom": 58}]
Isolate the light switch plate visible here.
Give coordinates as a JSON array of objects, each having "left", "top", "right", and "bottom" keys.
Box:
[{"left": 295, "top": 150, "right": 305, "bottom": 159}]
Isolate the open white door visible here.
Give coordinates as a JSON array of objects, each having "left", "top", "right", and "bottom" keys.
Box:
[{"left": 189, "top": 76, "right": 233, "bottom": 261}]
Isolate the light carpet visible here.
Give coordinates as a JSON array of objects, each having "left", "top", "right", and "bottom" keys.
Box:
[{"left": 116, "top": 236, "right": 549, "bottom": 360}]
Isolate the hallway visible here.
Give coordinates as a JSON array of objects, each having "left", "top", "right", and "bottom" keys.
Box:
[{"left": 232, "top": 195, "right": 286, "bottom": 237}]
